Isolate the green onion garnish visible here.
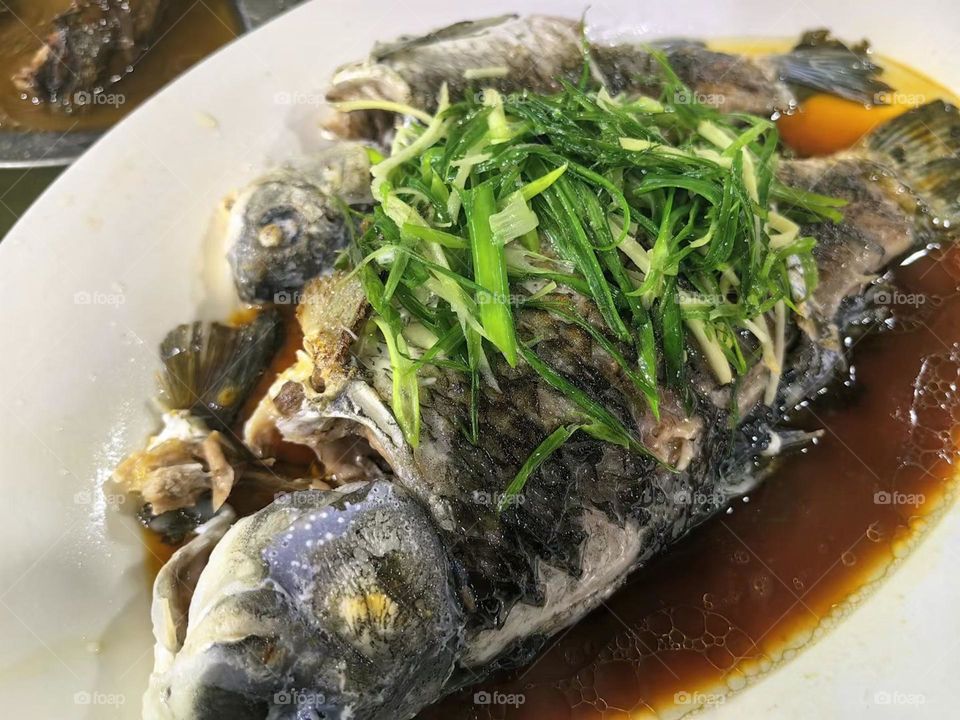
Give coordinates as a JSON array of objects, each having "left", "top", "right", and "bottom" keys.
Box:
[{"left": 343, "top": 56, "right": 843, "bottom": 502}]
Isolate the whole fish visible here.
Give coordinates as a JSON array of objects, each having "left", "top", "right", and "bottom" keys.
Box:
[
  {"left": 326, "top": 15, "right": 890, "bottom": 140},
  {"left": 15, "top": 0, "right": 169, "bottom": 106},
  {"left": 143, "top": 100, "right": 959, "bottom": 719}
]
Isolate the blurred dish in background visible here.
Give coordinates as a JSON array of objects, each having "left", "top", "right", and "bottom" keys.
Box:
[
  {"left": 0, "top": 0, "right": 300, "bottom": 237},
  {"left": 0, "top": 0, "right": 240, "bottom": 133}
]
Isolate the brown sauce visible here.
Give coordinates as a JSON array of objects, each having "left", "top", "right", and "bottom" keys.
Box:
[
  {"left": 233, "top": 305, "right": 304, "bottom": 431},
  {"left": 142, "top": 521, "right": 183, "bottom": 580},
  {"left": 0, "top": 0, "right": 240, "bottom": 133}
]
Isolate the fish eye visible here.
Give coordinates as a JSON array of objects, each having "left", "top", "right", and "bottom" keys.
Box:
[{"left": 257, "top": 206, "right": 303, "bottom": 248}]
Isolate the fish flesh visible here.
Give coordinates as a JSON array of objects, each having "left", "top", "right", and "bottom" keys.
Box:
[
  {"left": 142, "top": 100, "right": 959, "bottom": 719},
  {"left": 224, "top": 142, "right": 373, "bottom": 303},
  {"left": 327, "top": 15, "right": 890, "bottom": 140},
  {"left": 14, "top": 0, "right": 169, "bottom": 106}
]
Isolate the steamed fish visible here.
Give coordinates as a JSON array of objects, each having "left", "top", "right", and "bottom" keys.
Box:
[
  {"left": 327, "top": 15, "right": 890, "bottom": 139},
  {"left": 15, "top": 0, "right": 169, "bottom": 106},
  {"left": 225, "top": 142, "right": 373, "bottom": 303},
  {"left": 142, "top": 62, "right": 959, "bottom": 719}
]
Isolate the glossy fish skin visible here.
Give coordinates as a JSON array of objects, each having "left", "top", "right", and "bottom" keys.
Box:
[
  {"left": 15, "top": 0, "right": 168, "bottom": 106},
  {"left": 593, "top": 39, "right": 794, "bottom": 116},
  {"left": 599, "top": 32, "right": 893, "bottom": 114},
  {"left": 145, "top": 104, "right": 959, "bottom": 719},
  {"left": 326, "top": 15, "right": 889, "bottom": 139},
  {"left": 225, "top": 142, "right": 373, "bottom": 303},
  {"left": 771, "top": 104, "right": 960, "bottom": 406}
]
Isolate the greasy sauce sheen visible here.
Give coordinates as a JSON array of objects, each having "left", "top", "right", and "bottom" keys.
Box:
[
  {"left": 0, "top": 0, "right": 239, "bottom": 132},
  {"left": 414, "top": 51, "right": 960, "bottom": 719}
]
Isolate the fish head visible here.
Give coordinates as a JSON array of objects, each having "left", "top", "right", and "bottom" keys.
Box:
[
  {"left": 225, "top": 145, "right": 372, "bottom": 304},
  {"left": 145, "top": 481, "right": 462, "bottom": 720},
  {"left": 225, "top": 173, "right": 350, "bottom": 304}
]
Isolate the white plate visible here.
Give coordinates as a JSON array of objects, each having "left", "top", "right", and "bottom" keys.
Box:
[{"left": 0, "top": 1, "right": 957, "bottom": 717}]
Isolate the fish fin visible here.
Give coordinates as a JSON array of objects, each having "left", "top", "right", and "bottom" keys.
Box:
[
  {"left": 866, "top": 101, "right": 960, "bottom": 227},
  {"left": 773, "top": 30, "right": 891, "bottom": 104},
  {"left": 867, "top": 100, "right": 960, "bottom": 161},
  {"left": 158, "top": 309, "right": 283, "bottom": 430}
]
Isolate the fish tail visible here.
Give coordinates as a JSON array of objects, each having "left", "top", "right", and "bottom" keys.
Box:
[
  {"left": 867, "top": 100, "right": 960, "bottom": 228},
  {"left": 773, "top": 30, "right": 892, "bottom": 105}
]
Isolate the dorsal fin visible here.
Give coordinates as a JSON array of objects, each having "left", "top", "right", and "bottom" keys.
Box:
[{"left": 773, "top": 30, "right": 892, "bottom": 104}]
